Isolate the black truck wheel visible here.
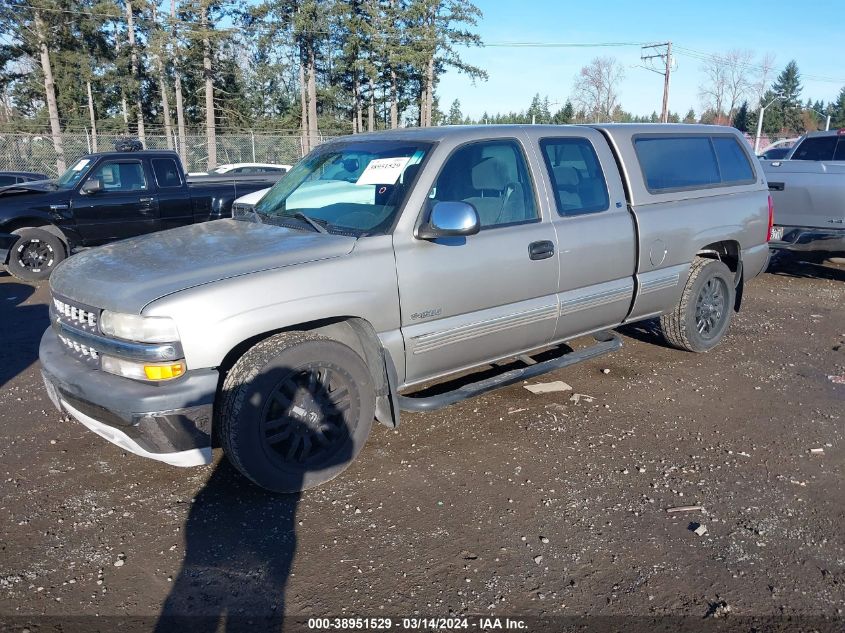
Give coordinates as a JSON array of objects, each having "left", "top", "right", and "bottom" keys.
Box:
[
  {"left": 218, "top": 332, "right": 375, "bottom": 493},
  {"left": 6, "top": 228, "right": 66, "bottom": 282},
  {"left": 659, "top": 256, "right": 735, "bottom": 353}
]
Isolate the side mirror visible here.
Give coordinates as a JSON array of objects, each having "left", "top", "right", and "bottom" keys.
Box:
[
  {"left": 418, "top": 201, "right": 480, "bottom": 240},
  {"left": 81, "top": 178, "right": 103, "bottom": 195}
]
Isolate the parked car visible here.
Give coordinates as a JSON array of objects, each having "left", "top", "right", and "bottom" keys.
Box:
[
  {"left": 231, "top": 186, "right": 272, "bottom": 218},
  {"left": 40, "top": 124, "right": 771, "bottom": 492},
  {"left": 758, "top": 146, "right": 791, "bottom": 160},
  {"left": 0, "top": 149, "right": 277, "bottom": 280},
  {"left": 762, "top": 129, "right": 845, "bottom": 257},
  {"left": 188, "top": 163, "right": 292, "bottom": 177},
  {"left": 0, "top": 171, "right": 49, "bottom": 186}
]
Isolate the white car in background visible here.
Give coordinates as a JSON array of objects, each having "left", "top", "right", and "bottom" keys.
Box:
[
  {"left": 188, "top": 163, "right": 292, "bottom": 177},
  {"left": 231, "top": 186, "right": 272, "bottom": 217}
]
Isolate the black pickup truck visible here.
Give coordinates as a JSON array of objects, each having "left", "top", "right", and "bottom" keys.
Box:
[{"left": 0, "top": 149, "right": 278, "bottom": 280}]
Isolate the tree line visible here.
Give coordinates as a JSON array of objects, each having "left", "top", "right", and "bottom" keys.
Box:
[
  {"left": 446, "top": 55, "right": 845, "bottom": 137},
  {"left": 2, "top": 1, "right": 844, "bottom": 173},
  {"left": 0, "top": 0, "right": 485, "bottom": 170}
]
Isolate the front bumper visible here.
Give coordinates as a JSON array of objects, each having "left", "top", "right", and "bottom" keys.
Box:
[
  {"left": 39, "top": 328, "right": 218, "bottom": 467},
  {"left": 769, "top": 225, "right": 845, "bottom": 254}
]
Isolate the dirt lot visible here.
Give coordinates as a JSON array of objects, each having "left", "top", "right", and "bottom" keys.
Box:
[{"left": 0, "top": 256, "right": 843, "bottom": 631}]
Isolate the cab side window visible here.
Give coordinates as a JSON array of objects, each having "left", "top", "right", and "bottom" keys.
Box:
[
  {"left": 540, "top": 138, "right": 610, "bottom": 216},
  {"left": 429, "top": 140, "right": 538, "bottom": 228},
  {"left": 791, "top": 136, "right": 837, "bottom": 161},
  {"left": 87, "top": 161, "right": 148, "bottom": 191},
  {"left": 151, "top": 158, "right": 182, "bottom": 188}
]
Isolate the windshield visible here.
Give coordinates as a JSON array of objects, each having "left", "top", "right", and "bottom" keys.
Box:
[
  {"left": 252, "top": 140, "right": 431, "bottom": 236},
  {"left": 56, "top": 158, "right": 94, "bottom": 189}
]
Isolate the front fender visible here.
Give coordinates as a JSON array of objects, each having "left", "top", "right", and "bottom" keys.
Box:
[{"left": 142, "top": 236, "right": 402, "bottom": 371}]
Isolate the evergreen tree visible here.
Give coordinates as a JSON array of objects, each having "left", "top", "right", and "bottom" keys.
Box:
[
  {"left": 446, "top": 98, "right": 462, "bottom": 124},
  {"left": 732, "top": 101, "right": 750, "bottom": 132},
  {"left": 831, "top": 87, "right": 845, "bottom": 130},
  {"left": 683, "top": 108, "right": 696, "bottom": 123},
  {"left": 769, "top": 60, "right": 803, "bottom": 134}
]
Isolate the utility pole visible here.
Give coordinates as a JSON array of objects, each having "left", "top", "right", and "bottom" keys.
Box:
[{"left": 641, "top": 42, "right": 672, "bottom": 123}]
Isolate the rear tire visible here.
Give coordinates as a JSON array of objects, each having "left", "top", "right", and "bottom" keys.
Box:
[
  {"left": 659, "top": 257, "right": 735, "bottom": 353},
  {"left": 6, "top": 228, "right": 66, "bottom": 282},
  {"left": 218, "top": 332, "right": 375, "bottom": 493}
]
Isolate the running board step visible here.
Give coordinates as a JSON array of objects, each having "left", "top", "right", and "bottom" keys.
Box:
[{"left": 397, "top": 332, "right": 622, "bottom": 413}]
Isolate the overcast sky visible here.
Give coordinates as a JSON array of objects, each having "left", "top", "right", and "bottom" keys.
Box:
[{"left": 436, "top": 0, "right": 845, "bottom": 119}]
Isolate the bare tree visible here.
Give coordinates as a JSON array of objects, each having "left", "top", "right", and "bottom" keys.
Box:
[
  {"left": 572, "top": 57, "right": 625, "bottom": 122},
  {"left": 698, "top": 57, "right": 728, "bottom": 122},
  {"left": 724, "top": 49, "right": 754, "bottom": 122},
  {"left": 752, "top": 52, "right": 777, "bottom": 103}
]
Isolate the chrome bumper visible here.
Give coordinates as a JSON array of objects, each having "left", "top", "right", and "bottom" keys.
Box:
[{"left": 769, "top": 226, "right": 845, "bottom": 254}]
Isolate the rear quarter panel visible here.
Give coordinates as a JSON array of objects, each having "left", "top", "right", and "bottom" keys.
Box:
[{"left": 596, "top": 125, "right": 770, "bottom": 320}]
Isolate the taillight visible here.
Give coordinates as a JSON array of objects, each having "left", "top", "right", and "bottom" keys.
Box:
[{"left": 766, "top": 194, "right": 774, "bottom": 241}]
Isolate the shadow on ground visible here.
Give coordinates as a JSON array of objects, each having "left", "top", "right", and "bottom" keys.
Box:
[
  {"left": 156, "top": 366, "right": 354, "bottom": 632},
  {"left": 0, "top": 281, "right": 49, "bottom": 389},
  {"left": 767, "top": 253, "right": 845, "bottom": 282}
]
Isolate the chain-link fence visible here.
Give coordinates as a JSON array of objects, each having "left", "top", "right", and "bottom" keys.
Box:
[{"left": 0, "top": 131, "right": 340, "bottom": 177}]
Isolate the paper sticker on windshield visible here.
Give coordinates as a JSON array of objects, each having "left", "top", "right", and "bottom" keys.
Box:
[
  {"left": 73, "top": 159, "right": 91, "bottom": 172},
  {"left": 355, "top": 157, "right": 411, "bottom": 186}
]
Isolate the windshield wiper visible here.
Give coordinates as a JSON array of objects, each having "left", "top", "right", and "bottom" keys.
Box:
[{"left": 290, "top": 211, "right": 328, "bottom": 234}]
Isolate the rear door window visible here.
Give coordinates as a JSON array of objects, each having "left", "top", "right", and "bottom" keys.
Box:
[
  {"left": 712, "top": 136, "right": 755, "bottom": 184},
  {"left": 791, "top": 136, "right": 837, "bottom": 161},
  {"left": 540, "top": 138, "right": 610, "bottom": 216},
  {"left": 635, "top": 136, "right": 720, "bottom": 191},
  {"left": 151, "top": 158, "right": 182, "bottom": 188}
]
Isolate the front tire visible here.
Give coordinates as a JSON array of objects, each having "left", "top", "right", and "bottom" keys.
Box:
[
  {"left": 218, "top": 332, "right": 375, "bottom": 493},
  {"left": 659, "top": 257, "right": 735, "bottom": 352},
  {"left": 6, "top": 228, "right": 66, "bottom": 282}
]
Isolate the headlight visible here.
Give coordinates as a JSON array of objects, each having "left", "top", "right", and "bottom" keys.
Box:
[
  {"left": 101, "top": 356, "right": 186, "bottom": 381},
  {"left": 100, "top": 311, "right": 180, "bottom": 343}
]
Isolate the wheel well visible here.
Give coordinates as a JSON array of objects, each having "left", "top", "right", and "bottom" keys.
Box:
[
  {"left": 696, "top": 240, "right": 743, "bottom": 311},
  {"left": 2, "top": 219, "right": 69, "bottom": 250},
  {"left": 216, "top": 316, "right": 396, "bottom": 428}
]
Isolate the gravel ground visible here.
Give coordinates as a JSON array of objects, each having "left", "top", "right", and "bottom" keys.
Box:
[{"left": 0, "top": 256, "right": 843, "bottom": 631}]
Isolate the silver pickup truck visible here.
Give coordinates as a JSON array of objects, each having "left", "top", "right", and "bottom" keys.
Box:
[
  {"left": 39, "top": 124, "right": 771, "bottom": 492},
  {"left": 763, "top": 129, "right": 845, "bottom": 257}
]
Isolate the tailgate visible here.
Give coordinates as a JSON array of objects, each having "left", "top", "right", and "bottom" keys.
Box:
[{"left": 764, "top": 160, "right": 845, "bottom": 229}]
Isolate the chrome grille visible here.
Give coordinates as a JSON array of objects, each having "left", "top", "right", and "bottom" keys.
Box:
[
  {"left": 57, "top": 333, "right": 100, "bottom": 360},
  {"left": 51, "top": 294, "right": 102, "bottom": 367},
  {"left": 53, "top": 296, "right": 99, "bottom": 330}
]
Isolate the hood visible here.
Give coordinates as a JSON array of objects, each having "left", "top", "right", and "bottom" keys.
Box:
[
  {"left": 50, "top": 219, "right": 356, "bottom": 313},
  {"left": 0, "top": 180, "right": 59, "bottom": 196}
]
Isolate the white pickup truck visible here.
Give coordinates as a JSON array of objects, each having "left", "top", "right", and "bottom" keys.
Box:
[{"left": 762, "top": 130, "right": 845, "bottom": 257}]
